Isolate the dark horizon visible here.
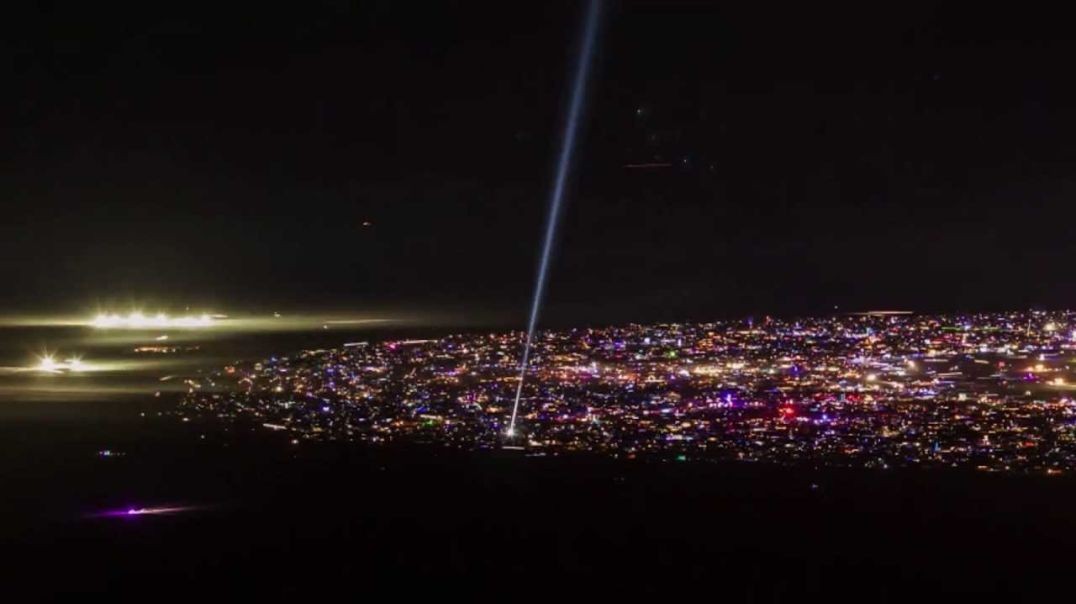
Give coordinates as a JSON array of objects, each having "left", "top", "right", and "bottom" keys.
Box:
[{"left": 5, "top": 2, "right": 1076, "bottom": 324}]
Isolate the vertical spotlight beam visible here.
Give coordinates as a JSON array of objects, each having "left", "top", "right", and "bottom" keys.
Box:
[{"left": 508, "top": 0, "right": 602, "bottom": 437}]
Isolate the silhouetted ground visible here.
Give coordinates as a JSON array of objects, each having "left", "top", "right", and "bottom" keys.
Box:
[{"left": 3, "top": 404, "right": 1074, "bottom": 601}]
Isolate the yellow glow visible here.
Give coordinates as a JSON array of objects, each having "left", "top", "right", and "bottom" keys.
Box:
[
  {"left": 92, "top": 312, "right": 215, "bottom": 329},
  {"left": 34, "top": 353, "right": 92, "bottom": 373}
]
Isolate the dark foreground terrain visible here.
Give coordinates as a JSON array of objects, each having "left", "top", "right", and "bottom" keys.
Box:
[{"left": 4, "top": 404, "right": 1076, "bottom": 602}]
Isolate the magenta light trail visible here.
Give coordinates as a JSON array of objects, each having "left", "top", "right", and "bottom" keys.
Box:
[
  {"left": 507, "top": 0, "right": 602, "bottom": 438},
  {"left": 92, "top": 505, "right": 200, "bottom": 518}
]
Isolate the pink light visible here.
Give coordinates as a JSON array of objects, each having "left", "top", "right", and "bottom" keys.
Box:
[{"left": 93, "top": 504, "right": 201, "bottom": 518}]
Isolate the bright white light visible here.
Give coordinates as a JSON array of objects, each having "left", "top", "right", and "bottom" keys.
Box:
[
  {"left": 91, "top": 312, "right": 215, "bottom": 329},
  {"left": 33, "top": 353, "right": 90, "bottom": 373}
]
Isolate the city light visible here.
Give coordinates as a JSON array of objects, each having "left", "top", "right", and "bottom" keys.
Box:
[{"left": 183, "top": 310, "right": 1076, "bottom": 475}]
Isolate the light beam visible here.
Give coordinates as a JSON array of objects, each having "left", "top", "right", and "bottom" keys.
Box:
[{"left": 507, "top": 0, "right": 602, "bottom": 438}]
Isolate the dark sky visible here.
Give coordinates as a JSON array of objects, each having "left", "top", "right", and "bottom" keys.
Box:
[{"left": 4, "top": 2, "right": 1076, "bottom": 324}]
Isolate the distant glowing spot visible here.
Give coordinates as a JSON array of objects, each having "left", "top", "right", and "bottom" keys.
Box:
[
  {"left": 122, "top": 506, "right": 191, "bottom": 516},
  {"left": 37, "top": 355, "right": 58, "bottom": 372},
  {"left": 95, "top": 505, "right": 199, "bottom": 518}
]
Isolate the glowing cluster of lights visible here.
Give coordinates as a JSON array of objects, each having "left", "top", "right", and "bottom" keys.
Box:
[
  {"left": 35, "top": 354, "right": 87, "bottom": 373},
  {"left": 92, "top": 312, "right": 214, "bottom": 329},
  {"left": 183, "top": 310, "right": 1076, "bottom": 474}
]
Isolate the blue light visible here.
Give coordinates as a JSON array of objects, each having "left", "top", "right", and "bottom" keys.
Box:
[{"left": 508, "top": 0, "right": 602, "bottom": 437}]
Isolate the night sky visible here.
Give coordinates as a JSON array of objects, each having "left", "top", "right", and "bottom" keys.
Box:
[{"left": 4, "top": 2, "right": 1076, "bottom": 325}]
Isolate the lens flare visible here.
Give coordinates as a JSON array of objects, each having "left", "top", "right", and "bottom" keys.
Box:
[{"left": 508, "top": 0, "right": 602, "bottom": 438}]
